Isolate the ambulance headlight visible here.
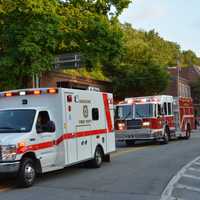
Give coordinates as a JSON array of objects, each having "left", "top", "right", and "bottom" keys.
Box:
[
  {"left": 1, "top": 145, "right": 17, "bottom": 161},
  {"left": 142, "top": 121, "right": 150, "bottom": 127}
]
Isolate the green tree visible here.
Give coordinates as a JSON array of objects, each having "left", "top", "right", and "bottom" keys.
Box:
[
  {"left": 0, "top": 0, "right": 61, "bottom": 89},
  {"left": 57, "top": 1, "right": 127, "bottom": 69},
  {"left": 0, "top": 0, "right": 131, "bottom": 89},
  {"left": 181, "top": 50, "right": 200, "bottom": 67},
  {"left": 108, "top": 23, "right": 171, "bottom": 98}
]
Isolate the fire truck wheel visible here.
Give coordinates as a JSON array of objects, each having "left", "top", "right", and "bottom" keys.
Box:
[
  {"left": 17, "top": 158, "right": 36, "bottom": 188},
  {"left": 90, "top": 146, "right": 103, "bottom": 168},
  {"left": 125, "top": 140, "right": 135, "bottom": 146},
  {"left": 185, "top": 125, "right": 191, "bottom": 140}
]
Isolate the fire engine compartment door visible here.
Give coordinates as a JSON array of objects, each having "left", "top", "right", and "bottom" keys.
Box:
[{"left": 173, "top": 100, "right": 180, "bottom": 131}]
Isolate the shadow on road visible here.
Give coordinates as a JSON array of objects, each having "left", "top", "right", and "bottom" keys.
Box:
[
  {"left": 116, "top": 140, "right": 159, "bottom": 148},
  {"left": 0, "top": 163, "right": 94, "bottom": 189}
]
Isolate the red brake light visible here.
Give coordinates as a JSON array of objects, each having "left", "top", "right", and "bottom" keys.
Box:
[{"left": 67, "top": 95, "right": 72, "bottom": 102}]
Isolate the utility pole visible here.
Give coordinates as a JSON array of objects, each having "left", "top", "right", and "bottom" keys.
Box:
[{"left": 177, "top": 58, "right": 181, "bottom": 97}]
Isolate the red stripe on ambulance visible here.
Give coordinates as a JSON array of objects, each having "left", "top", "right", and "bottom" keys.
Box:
[
  {"left": 17, "top": 129, "right": 108, "bottom": 153},
  {"left": 102, "top": 93, "right": 113, "bottom": 132}
]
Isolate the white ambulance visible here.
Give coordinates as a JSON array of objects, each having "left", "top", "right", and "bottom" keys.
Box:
[{"left": 0, "top": 88, "right": 115, "bottom": 187}]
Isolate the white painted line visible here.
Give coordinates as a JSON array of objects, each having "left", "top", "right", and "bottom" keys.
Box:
[
  {"left": 188, "top": 167, "right": 200, "bottom": 172},
  {"left": 160, "top": 156, "right": 200, "bottom": 200},
  {"left": 176, "top": 183, "right": 200, "bottom": 193},
  {"left": 183, "top": 174, "right": 200, "bottom": 180}
]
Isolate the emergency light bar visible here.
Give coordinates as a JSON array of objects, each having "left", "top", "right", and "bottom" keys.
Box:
[
  {"left": 0, "top": 88, "right": 58, "bottom": 98},
  {"left": 125, "top": 97, "right": 160, "bottom": 104}
]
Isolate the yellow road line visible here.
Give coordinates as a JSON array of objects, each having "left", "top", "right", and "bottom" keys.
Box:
[{"left": 112, "top": 147, "right": 146, "bottom": 158}]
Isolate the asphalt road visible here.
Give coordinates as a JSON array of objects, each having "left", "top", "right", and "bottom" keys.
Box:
[{"left": 1, "top": 132, "right": 200, "bottom": 200}]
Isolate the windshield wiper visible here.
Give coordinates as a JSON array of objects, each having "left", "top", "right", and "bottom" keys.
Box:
[
  {"left": 121, "top": 111, "right": 132, "bottom": 120},
  {"left": 0, "top": 126, "right": 16, "bottom": 130},
  {"left": 135, "top": 111, "right": 143, "bottom": 118},
  {"left": 0, "top": 126, "right": 23, "bottom": 132}
]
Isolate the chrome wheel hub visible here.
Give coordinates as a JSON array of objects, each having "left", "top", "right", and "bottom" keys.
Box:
[{"left": 24, "top": 163, "right": 35, "bottom": 183}]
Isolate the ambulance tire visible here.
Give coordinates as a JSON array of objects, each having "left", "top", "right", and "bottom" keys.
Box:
[
  {"left": 17, "top": 158, "right": 36, "bottom": 188},
  {"left": 185, "top": 125, "right": 191, "bottom": 140},
  {"left": 90, "top": 146, "right": 103, "bottom": 168}
]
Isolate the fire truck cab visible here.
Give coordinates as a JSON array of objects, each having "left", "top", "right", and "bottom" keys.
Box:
[
  {"left": 115, "top": 95, "right": 194, "bottom": 145},
  {"left": 0, "top": 88, "right": 115, "bottom": 187}
]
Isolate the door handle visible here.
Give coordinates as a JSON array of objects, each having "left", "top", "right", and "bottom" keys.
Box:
[{"left": 29, "top": 138, "right": 36, "bottom": 142}]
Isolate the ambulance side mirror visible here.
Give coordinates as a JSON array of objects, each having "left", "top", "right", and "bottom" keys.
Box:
[{"left": 46, "top": 121, "right": 56, "bottom": 133}]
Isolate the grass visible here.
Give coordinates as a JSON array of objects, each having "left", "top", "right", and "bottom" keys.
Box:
[{"left": 62, "top": 68, "right": 110, "bottom": 81}]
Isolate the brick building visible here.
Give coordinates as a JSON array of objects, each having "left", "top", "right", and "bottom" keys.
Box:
[
  {"left": 33, "top": 70, "right": 112, "bottom": 93},
  {"left": 166, "top": 65, "right": 200, "bottom": 116}
]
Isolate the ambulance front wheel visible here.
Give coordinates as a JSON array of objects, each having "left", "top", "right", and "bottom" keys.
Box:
[
  {"left": 17, "top": 158, "right": 36, "bottom": 187},
  {"left": 90, "top": 146, "right": 103, "bottom": 168}
]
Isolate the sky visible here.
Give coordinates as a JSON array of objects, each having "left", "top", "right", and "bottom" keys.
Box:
[{"left": 119, "top": 0, "right": 200, "bottom": 56}]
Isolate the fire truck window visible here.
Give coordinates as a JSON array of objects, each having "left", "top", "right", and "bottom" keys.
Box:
[
  {"left": 168, "top": 103, "right": 172, "bottom": 115},
  {"left": 92, "top": 108, "right": 99, "bottom": 121},
  {"left": 158, "top": 104, "right": 162, "bottom": 116},
  {"left": 36, "top": 111, "right": 51, "bottom": 133},
  {"left": 164, "top": 103, "right": 167, "bottom": 115}
]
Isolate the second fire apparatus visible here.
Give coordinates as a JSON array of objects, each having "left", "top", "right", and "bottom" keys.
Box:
[
  {"left": 0, "top": 88, "right": 115, "bottom": 187},
  {"left": 115, "top": 95, "right": 195, "bottom": 145}
]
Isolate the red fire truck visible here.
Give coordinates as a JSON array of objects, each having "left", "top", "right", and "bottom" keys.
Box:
[{"left": 115, "top": 95, "right": 195, "bottom": 145}]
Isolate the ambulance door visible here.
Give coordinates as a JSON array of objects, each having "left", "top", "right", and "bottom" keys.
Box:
[
  {"left": 91, "top": 105, "right": 107, "bottom": 155},
  {"left": 76, "top": 101, "right": 92, "bottom": 161},
  {"left": 35, "top": 110, "right": 57, "bottom": 168},
  {"left": 104, "top": 93, "right": 115, "bottom": 153},
  {"left": 64, "top": 93, "right": 77, "bottom": 164}
]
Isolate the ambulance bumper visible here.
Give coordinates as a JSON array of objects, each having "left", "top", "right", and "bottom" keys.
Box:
[
  {"left": 0, "top": 161, "right": 20, "bottom": 173},
  {"left": 115, "top": 129, "right": 162, "bottom": 141}
]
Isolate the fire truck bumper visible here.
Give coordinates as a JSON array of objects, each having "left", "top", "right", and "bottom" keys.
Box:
[
  {"left": 115, "top": 129, "right": 162, "bottom": 141},
  {"left": 0, "top": 161, "right": 20, "bottom": 173}
]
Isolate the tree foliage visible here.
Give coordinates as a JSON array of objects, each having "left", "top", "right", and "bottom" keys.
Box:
[
  {"left": 109, "top": 23, "right": 200, "bottom": 98},
  {"left": 181, "top": 50, "right": 200, "bottom": 67},
  {"left": 110, "top": 24, "right": 172, "bottom": 98},
  {"left": 0, "top": 0, "right": 200, "bottom": 98},
  {"left": 0, "top": 0, "right": 61, "bottom": 89},
  {"left": 0, "top": 0, "right": 130, "bottom": 89}
]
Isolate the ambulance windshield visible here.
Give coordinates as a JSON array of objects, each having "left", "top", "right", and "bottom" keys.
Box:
[
  {"left": 115, "top": 105, "right": 133, "bottom": 119},
  {"left": 135, "top": 104, "right": 153, "bottom": 118},
  {"left": 0, "top": 109, "right": 36, "bottom": 133}
]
